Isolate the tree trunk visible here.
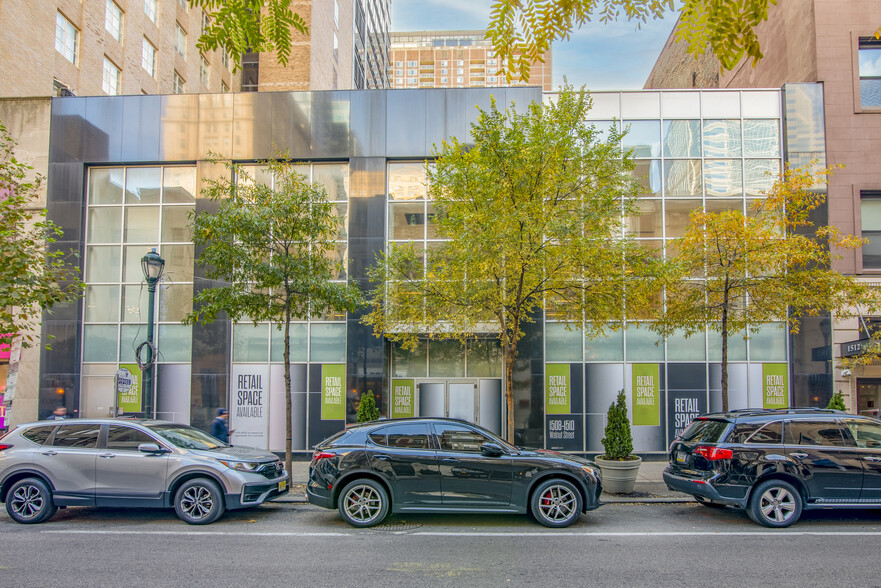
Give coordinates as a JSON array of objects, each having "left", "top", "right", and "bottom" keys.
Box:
[
  {"left": 283, "top": 294, "right": 293, "bottom": 484},
  {"left": 721, "top": 280, "right": 730, "bottom": 413},
  {"left": 504, "top": 344, "right": 515, "bottom": 444}
]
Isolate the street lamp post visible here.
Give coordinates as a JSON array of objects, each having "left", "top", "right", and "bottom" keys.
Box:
[{"left": 141, "top": 248, "right": 165, "bottom": 419}]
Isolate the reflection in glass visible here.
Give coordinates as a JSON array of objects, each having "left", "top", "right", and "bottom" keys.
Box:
[
  {"left": 83, "top": 325, "right": 118, "bottom": 362},
  {"left": 743, "top": 120, "right": 780, "bottom": 157},
  {"left": 625, "top": 323, "right": 664, "bottom": 361},
  {"left": 667, "top": 329, "right": 706, "bottom": 361},
  {"left": 708, "top": 328, "right": 747, "bottom": 361},
  {"left": 622, "top": 120, "right": 661, "bottom": 158},
  {"left": 702, "top": 120, "right": 741, "bottom": 157},
  {"left": 389, "top": 201, "right": 425, "bottom": 240},
  {"left": 662, "top": 120, "right": 701, "bottom": 157},
  {"left": 161, "top": 206, "right": 194, "bottom": 242},
  {"left": 88, "top": 207, "right": 122, "bottom": 243},
  {"left": 546, "top": 323, "right": 583, "bottom": 362},
  {"left": 119, "top": 324, "right": 146, "bottom": 364},
  {"left": 388, "top": 163, "right": 426, "bottom": 200},
  {"left": 162, "top": 167, "right": 197, "bottom": 203},
  {"left": 745, "top": 159, "right": 780, "bottom": 196},
  {"left": 121, "top": 284, "right": 148, "bottom": 322},
  {"left": 467, "top": 340, "right": 502, "bottom": 377},
  {"left": 124, "top": 207, "right": 160, "bottom": 242},
  {"left": 706, "top": 199, "right": 743, "bottom": 215},
  {"left": 704, "top": 160, "right": 743, "bottom": 197},
  {"left": 313, "top": 164, "right": 349, "bottom": 201},
  {"left": 626, "top": 199, "right": 662, "bottom": 238},
  {"left": 429, "top": 339, "right": 465, "bottom": 377},
  {"left": 663, "top": 160, "right": 702, "bottom": 197},
  {"left": 665, "top": 200, "right": 702, "bottom": 239},
  {"left": 86, "top": 246, "right": 121, "bottom": 282},
  {"left": 750, "top": 323, "right": 787, "bottom": 362},
  {"left": 84, "top": 285, "right": 119, "bottom": 322},
  {"left": 310, "top": 323, "right": 346, "bottom": 362},
  {"left": 89, "top": 168, "right": 124, "bottom": 205},
  {"left": 124, "top": 167, "right": 162, "bottom": 204},
  {"left": 631, "top": 160, "right": 662, "bottom": 197},
  {"left": 161, "top": 244, "right": 194, "bottom": 282},
  {"left": 270, "top": 323, "right": 307, "bottom": 362},
  {"left": 232, "top": 323, "right": 269, "bottom": 362},
  {"left": 157, "top": 325, "right": 192, "bottom": 362},
  {"left": 585, "top": 329, "right": 623, "bottom": 361},
  {"left": 124, "top": 245, "right": 157, "bottom": 282},
  {"left": 392, "top": 340, "right": 428, "bottom": 377},
  {"left": 158, "top": 283, "right": 193, "bottom": 322}
]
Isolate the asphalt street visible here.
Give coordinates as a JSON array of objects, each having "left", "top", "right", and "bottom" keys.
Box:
[{"left": 2, "top": 501, "right": 881, "bottom": 587}]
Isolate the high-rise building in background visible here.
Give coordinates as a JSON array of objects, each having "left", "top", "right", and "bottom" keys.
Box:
[
  {"left": 0, "top": 0, "right": 235, "bottom": 97},
  {"left": 243, "top": 0, "right": 390, "bottom": 92},
  {"left": 389, "top": 31, "right": 552, "bottom": 91}
]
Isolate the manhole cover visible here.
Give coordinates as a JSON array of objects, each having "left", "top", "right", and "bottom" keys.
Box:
[{"left": 370, "top": 521, "right": 423, "bottom": 532}]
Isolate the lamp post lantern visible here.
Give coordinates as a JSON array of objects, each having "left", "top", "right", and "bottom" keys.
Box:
[{"left": 141, "top": 248, "right": 165, "bottom": 419}]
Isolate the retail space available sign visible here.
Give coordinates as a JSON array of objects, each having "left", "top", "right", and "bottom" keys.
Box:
[
  {"left": 321, "top": 364, "right": 346, "bottom": 420},
  {"left": 231, "top": 365, "right": 269, "bottom": 449},
  {"left": 632, "top": 364, "right": 660, "bottom": 426},
  {"left": 117, "top": 364, "right": 142, "bottom": 414},
  {"left": 391, "top": 379, "right": 415, "bottom": 418},
  {"left": 545, "top": 364, "right": 571, "bottom": 414},
  {"left": 762, "top": 363, "right": 788, "bottom": 409},
  {"left": 667, "top": 391, "right": 707, "bottom": 445}
]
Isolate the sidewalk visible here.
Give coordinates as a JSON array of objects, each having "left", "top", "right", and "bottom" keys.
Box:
[{"left": 275, "top": 457, "right": 692, "bottom": 504}]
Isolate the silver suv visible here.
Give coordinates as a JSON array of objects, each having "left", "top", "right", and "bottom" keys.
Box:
[{"left": 0, "top": 419, "right": 288, "bottom": 525}]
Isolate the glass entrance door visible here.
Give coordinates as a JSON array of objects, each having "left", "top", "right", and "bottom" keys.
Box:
[{"left": 415, "top": 379, "right": 502, "bottom": 435}]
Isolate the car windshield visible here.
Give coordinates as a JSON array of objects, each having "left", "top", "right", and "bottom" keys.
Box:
[{"left": 146, "top": 424, "right": 226, "bottom": 450}]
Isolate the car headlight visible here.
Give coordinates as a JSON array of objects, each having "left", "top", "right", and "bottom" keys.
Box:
[
  {"left": 581, "top": 465, "right": 599, "bottom": 478},
  {"left": 217, "top": 459, "right": 262, "bottom": 472}
]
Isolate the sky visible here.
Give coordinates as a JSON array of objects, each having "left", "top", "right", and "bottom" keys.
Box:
[{"left": 390, "top": 0, "right": 680, "bottom": 90}]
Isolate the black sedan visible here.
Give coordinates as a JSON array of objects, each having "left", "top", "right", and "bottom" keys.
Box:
[{"left": 307, "top": 417, "right": 602, "bottom": 528}]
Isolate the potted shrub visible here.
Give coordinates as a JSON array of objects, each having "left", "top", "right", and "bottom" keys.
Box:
[
  {"left": 826, "top": 391, "right": 847, "bottom": 411},
  {"left": 595, "top": 390, "right": 642, "bottom": 494},
  {"left": 357, "top": 390, "right": 381, "bottom": 423}
]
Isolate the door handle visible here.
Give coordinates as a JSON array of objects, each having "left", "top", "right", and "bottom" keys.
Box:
[
  {"left": 789, "top": 452, "right": 808, "bottom": 459},
  {"left": 441, "top": 457, "right": 459, "bottom": 464},
  {"left": 374, "top": 454, "right": 390, "bottom": 461},
  {"left": 99, "top": 453, "right": 115, "bottom": 459},
  {"left": 865, "top": 456, "right": 881, "bottom": 462},
  {"left": 40, "top": 450, "right": 57, "bottom": 456}
]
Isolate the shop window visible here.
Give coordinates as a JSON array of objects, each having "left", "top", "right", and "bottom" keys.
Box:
[
  {"left": 861, "top": 191, "right": 881, "bottom": 268},
  {"left": 859, "top": 37, "right": 881, "bottom": 108}
]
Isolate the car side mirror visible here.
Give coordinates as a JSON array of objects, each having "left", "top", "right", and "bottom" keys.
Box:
[
  {"left": 138, "top": 442, "right": 167, "bottom": 454},
  {"left": 481, "top": 442, "right": 505, "bottom": 457}
]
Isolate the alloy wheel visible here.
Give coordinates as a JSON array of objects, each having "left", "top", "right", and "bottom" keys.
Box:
[
  {"left": 758, "top": 486, "right": 796, "bottom": 524},
  {"left": 343, "top": 484, "right": 383, "bottom": 524},
  {"left": 10, "top": 484, "right": 44, "bottom": 520},
  {"left": 537, "top": 484, "right": 578, "bottom": 524},
  {"left": 180, "top": 485, "right": 214, "bottom": 521}
]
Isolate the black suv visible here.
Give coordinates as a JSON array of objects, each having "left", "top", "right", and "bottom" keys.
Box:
[{"left": 664, "top": 408, "right": 881, "bottom": 527}]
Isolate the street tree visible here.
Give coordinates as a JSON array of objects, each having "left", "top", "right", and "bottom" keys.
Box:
[
  {"left": 363, "top": 86, "right": 662, "bottom": 442},
  {"left": 184, "top": 157, "right": 363, "bottom": 479},
  {"left": 0, "top": 121, "right": 82, "bottom": 348},
  {"left": 655, "top": 164, "right": 878, "bottom": 412},
  {"left": 188, "top": 0, "right": 307, "bottom": 71}
]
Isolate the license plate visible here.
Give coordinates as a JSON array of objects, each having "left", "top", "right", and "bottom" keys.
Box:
[
  {"left": 278, "top": 480, "right": 287, "bottom": 492},
  {"left": 675, "top": 451, "right": 687, "bottom": 463}
]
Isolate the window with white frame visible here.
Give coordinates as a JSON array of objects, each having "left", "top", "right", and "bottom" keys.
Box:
[
  {"left": 174, "top": 23, "right": 186, "bottom": 58},
  {"left": 102, "top": 57, "right": 120, "bottom": 95},
  {"left": 144, "top": 0, "right": 157, "bottom": 23},
  {"left": 440, "top": 60, "right": 447, "bottom": 66},
  {"left": 222, "top": 49, "right": 229, "bottom": 70},
  {"left": 173, "top": 71, "right": 185, "bottom": 94},
  {"left": 859, "top": 37, "right": 881, "bottom": 108},
  {"left": 105, "top": 0, "right": 122, "bottom": 42},
  {"left": 142, "top": 39, "right": 156, "bottom": 77},
  {"left": 221, "top": 81, "right": 229, "bottom": 93},
  {"left": 55, "top": 12, "right": 78, "bottom": 64},
  {"left": 178, "top": 0, "right": 187, "bottom": 10},
  {"left": 862, "top": 191, "right": 881, "bottom": 268},
  {"left": 201, "top": 10, "right": 210, "bottom": 32},
  {"left": 200, "top": 56, "right": 209, "bottom": 86}
]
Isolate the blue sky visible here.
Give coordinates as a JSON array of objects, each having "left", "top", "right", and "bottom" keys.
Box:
[{"left": 390, "top": 1, "right": 679, "bottom": 90}]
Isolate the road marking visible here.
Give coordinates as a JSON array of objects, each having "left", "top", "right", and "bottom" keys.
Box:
[{"left": 42, "top": 529, "right": 881, "bottom": 538}]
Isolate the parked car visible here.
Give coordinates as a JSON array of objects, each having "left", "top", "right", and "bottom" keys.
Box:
[
  {"left": 664, "top": 408, "right": 881, "bottom": 528},
  {"left": 0, "top": 418, "right": 288, "bottom": 525},
  {"left": 307, "top": 417, "right": 603, "bottom": 528}
]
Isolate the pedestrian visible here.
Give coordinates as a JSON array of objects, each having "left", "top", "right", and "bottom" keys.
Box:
[
  {"left": 46, "top": 407, "right": 68, "bottom": 420},
  {"left": 210, "top": 407, "right": 233, "bottom": 443}
]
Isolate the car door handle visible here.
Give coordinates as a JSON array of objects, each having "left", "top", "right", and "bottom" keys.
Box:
[
  {"left": 374, "top": 454, "right": 390, "bottom": 461},
  {"left": 790, "top": 452, "right": 808, "bottom": 459},
  {"left": 441, "top": 457, "right": 459, "bottom": 464},
  {"left": 99, "top": 453, "right": 115, "bottom": 459},
  {"left": 40, "top": 450, "right": 57, "bottom": 456},
  {"left": 866, "top": 456, "right": 881, "bottom": 462}
]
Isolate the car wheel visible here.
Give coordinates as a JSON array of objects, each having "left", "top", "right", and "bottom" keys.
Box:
[
  {"left": 6, "top": 478, "right": 57, "bottom": 524},
  {"left": 694, "top": 496, "right": 726, "bottom": 508},
  {"left": 531, "top": 479, "right": 583, "bottom": 528},
  {"left": 338, "top": 479, "right": 389, "bottom": 528},
  {"left": 174, "top": 478, "right": 225, "bottom": 525},
  {"left": 747, "top": 479, "right": 802, "bottom": 528}
]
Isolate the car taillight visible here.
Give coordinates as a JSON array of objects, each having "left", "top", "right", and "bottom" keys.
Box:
[
  {"left": 693, "top": 446, "right": 733, "bottom": 461},
  {"left": 312, "top": 451, "right": 334, "bottom": 462},
  {"left": 0, "top": 444, "right": 12, "bottom": 452}
]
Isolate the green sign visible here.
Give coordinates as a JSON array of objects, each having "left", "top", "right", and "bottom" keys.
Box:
[
  {"left": 632, "top": 363, "right": 660, "bottom": 426},
  {"left": 117, "top": 364, "right": 142, "bottom": 414},
  {"left": 762, "top": 363, "right": 788, "bottom": 409},
  {"left": 545, "top": 364, "right": 571, "bottom": 414},
  {"left": 391, "top": 379, "right": 415, "bottom": 418},
  {"left": 321, "top": 364, "right": 346, "bottom": 420}
]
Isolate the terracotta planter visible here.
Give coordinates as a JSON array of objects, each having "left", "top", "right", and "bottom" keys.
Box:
[{"left": 595, "top": 455, "right": 642, "bottom": 494}]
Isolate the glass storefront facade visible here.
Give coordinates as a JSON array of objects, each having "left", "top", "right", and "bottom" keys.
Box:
[{"left": 42, "top": 86, "right": 825, "bottom": 454}]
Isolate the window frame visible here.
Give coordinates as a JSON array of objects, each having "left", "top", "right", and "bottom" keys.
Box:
[
  {"left": 105, "top": 0, "right": 123, "bottom": 42},
  {"left": 102, "top": 56, "right": 121, "bottom": 95},
  {"left": 856, "top": 36, "right": 881, "bottom": 111},
  {"left": 859, "top": 190, "right": 881, "bottom": 271},
  {"left": 142, "top": 38, "right": 157, "bottom": 77},
  {"left": 55, "top": 11, "right": 78, "bottom": 65}
]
